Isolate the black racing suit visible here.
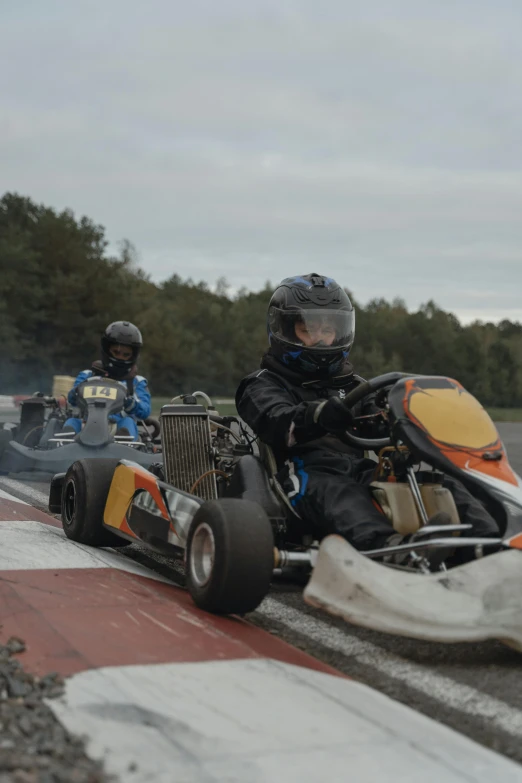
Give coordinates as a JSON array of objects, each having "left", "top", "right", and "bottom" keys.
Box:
[{"left": 236, "top": 355, "right": 499, "bottom": 551}]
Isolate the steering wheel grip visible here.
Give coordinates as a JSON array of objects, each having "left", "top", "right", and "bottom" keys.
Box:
[
  {"left": 340, "top": 372, "right": 414, "bottom": 450},
  {"left": 341, "top": 372, "right": 412, "bottom": 409}
]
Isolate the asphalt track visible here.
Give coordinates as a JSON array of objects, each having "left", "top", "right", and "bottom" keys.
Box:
[{"left": 1, "top": 422, "right": 522, "bottom": 766}]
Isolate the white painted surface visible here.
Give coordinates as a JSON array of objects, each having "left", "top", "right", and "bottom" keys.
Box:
[
  {"left": 0, "top": 486, "right": 29, "bottom": 505},
  {"left": 0, "top": 520, "right": 171, "bottom": 582},
  {"left": 48, "top": 658, "right": 522, "bottom": 783},
  {"left": 0, "top": 477, "right": 48, "bottom": 506},
  {"left": 3, "top": 475, "right": 522, "bottom": 773},
  {"left": 304, "top": 534, "right": 522, "bottom": 648},
  {"left": 258, "top": 598, "right": 522, "bottom": 738}
]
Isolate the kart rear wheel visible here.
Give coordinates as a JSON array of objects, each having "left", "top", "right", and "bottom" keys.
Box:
[
  {"left": 61, "top": 458, "right": 130, "bottom": 547},
  {"left": 186, "top": 498, "right": 274, "bottom": 615}
]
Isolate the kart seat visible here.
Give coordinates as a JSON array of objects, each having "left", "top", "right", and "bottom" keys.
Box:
[
  {"left": 257, "top": 441, "right": 302, "bottom": 520},
  {"left": 225, "top": 453, "right": 284, "bottom": 520}
]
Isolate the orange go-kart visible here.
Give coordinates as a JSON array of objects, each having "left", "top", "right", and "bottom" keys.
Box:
[{"left": 48, "top": 375, "right": 522, "bottom": 650}]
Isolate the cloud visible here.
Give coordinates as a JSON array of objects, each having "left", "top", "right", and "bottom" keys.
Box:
[{"left": 1, "top": 0, "right": 522, "bottom": 321}]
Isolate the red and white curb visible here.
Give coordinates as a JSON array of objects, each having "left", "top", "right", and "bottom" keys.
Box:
[
  {"left": 0, "top": 490, "right": 520, "bottom": 782},
  {"left": 0, "top": 395, "right": 17, "bottom": 410},
  {"left": 0, "top": 394, "right": 28, "bottom": 410}
]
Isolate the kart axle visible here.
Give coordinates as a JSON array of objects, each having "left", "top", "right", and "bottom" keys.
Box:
[{"left": 274, "top": 548, "right": 315, "bottom": 569}]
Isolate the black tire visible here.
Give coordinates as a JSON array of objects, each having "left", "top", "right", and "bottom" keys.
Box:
[
  {"left": 186, "top": 498, "right": 274, "bottom": 615},
  {"left": 0, "top": 429, "right": 13, "bottom": 455},
  {"left": 0, "top": 429, "right": 13, "bottom": 473},
  {"left": 61, "top": 458, "right": 131, "bottom": 547}
]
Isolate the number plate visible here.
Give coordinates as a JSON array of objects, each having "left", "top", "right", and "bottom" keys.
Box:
[{"left": 83, "top": 386, "right": 118, "bottom": 400}]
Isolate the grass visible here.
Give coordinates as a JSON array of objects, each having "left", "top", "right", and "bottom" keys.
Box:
[{"left": 485, "top": 408, "right": 522, "bottom": 423}]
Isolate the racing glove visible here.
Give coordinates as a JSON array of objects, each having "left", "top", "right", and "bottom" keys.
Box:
[
  {"left": 124, "top": 395, "right": 136, "bottom": 413},
  {"left": 313, "top": 396, "right": 354, "bottom": 435}
]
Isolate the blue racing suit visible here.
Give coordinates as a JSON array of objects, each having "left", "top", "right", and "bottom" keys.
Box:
[{"left": 65, "top": 370, "right": 151, "bottom": 440}]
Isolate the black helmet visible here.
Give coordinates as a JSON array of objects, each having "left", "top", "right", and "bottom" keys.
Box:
[
  {"left": 267, "top": 274, "right": 355, "bottom": 376},
  {"left": 101, "top": 321, "right": 143, "bottom": 379}
]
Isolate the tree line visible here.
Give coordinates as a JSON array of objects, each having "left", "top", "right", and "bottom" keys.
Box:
[{"left": 1, "top": 192, "right": 521, "bottom": 406}]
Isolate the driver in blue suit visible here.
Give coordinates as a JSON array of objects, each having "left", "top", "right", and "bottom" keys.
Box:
[
  {"left": 64, "top": 321, "right": 151, "bottom": 440},
  {"left": 235, "top": 274, "right": 499, "bottom": 564}
]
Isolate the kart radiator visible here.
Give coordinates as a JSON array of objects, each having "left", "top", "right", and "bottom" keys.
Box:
[{"left": 160, "top": 404, "right": 218, "bottom": 500}]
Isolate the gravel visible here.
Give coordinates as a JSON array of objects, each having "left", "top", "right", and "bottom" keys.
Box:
[{"left": 0, "top": 638, "right": 114, "bottom": 783}]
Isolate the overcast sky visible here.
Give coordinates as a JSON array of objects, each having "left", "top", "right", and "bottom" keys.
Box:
[{"left": 1, "top": 0, "right": 521, "bottom": 323}]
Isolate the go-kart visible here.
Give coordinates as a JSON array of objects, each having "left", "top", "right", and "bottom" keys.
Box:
[
  {"left": 48, "top": 374, "right": 522, "bottom": 649},
  {"left": 0, "top": 392, "right": 69, "bottom": 450},
  {"left": 1, "top": 376, "right": 161, "bottom": 475}
]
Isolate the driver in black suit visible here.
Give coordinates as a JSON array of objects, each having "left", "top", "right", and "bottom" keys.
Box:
[{"left": 235, "top": 274, "right": 499, "bottom": 559}]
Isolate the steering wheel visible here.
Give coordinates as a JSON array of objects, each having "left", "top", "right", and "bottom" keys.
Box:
[{"left": 340, "top": 372, "right": 416, "bottom": 451}]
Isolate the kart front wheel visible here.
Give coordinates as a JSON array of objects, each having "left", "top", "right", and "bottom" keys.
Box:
[
  {"left": 0, "top": 429, "right": 13, "bottom": 456},
  {"left": 186, "top": 498, "right": 274, "bottom": 615},
  {"left": 0, "top": 429, "right": 13, "bottom": 474},
  {"left": 61, "top": 458, "right": 130, "bottom": 547}
]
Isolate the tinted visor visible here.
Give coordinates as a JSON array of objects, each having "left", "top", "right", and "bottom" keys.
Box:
[
  {"left": 269, "top": 307, "right": 355, "bottom": 350},
  {"left": 102, "top": 336, "right": 140, "bottom": 364}
]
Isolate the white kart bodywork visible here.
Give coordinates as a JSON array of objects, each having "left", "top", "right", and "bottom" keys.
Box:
[{"left": 304, "top": 535, "right": 522, "bottom": 650}]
